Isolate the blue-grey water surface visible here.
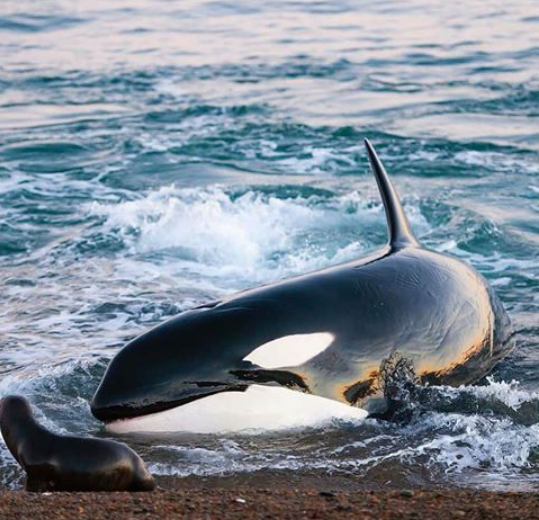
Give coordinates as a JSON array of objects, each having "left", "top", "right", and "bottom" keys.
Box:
[{"left": 0, "top": 0, "right": 538, "bottom": 491}]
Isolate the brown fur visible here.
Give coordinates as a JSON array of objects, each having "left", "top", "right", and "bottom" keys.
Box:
[{"left": 0, "top": 396, "right": 155, "bottom": 492}]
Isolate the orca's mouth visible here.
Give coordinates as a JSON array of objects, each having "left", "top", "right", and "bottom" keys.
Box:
[{"left": 90, "top": 385, "right": 248, "bottom": 423}]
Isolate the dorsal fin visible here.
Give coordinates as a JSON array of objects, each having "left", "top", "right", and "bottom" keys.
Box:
[{"left": 364, "top": 139, "right": 419, "bottom": 250}]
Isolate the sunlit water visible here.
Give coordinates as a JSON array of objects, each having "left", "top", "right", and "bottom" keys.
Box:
[{"left": 0, "top": 0, "right": 538, "bottom": 491}]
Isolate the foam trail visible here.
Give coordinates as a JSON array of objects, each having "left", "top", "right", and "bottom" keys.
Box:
[{"left": 90, "top": 184, "right": 430, "bottom": 284}]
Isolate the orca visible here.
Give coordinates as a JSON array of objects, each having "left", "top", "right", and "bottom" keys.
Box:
[{"left": 91, "top": 140, "right": 514, "bottom": 430}]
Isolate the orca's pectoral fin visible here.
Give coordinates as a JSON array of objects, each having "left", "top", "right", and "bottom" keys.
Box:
[{"left": 364, "top": 139, "right": 420, "bottom": 250}]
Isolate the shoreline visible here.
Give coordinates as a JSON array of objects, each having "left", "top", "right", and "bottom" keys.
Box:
[{"left": 1, "top": 488, "right": 539, "bottom": 519}]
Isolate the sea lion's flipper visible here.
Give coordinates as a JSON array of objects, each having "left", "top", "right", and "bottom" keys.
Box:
[{"left": 364, "top": 139, "right": 419, "bottom": 250}]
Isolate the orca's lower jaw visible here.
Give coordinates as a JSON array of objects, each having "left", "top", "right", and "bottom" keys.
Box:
[
  {"left": 91, "top": 399, "right": 183, "bottom": 423},
  {"left": 90, "top": 385, "right": 247, "bottom": 423}
]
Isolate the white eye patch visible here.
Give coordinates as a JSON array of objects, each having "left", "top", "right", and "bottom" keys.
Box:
[{"left": 243, "top": 332, "right": 335, "bottom": 369}]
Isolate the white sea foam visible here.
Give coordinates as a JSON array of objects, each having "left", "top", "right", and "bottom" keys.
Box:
[
  {"left": 276, "top": 145, "right": 357, "bottom": 174},
  {"left": 411, "top": 413, "right": 539, "bottom": 474},
  {"left": 435, "top": 377, "right": 539, "bottom": 411},
  {"left": 148, "top": 441, "right": 258, "bottom": 477},
  {"left": 341, "top": 380, "right": 539, "bottom": 475},
  {"left": 454, "top": 151, "right": 539, "bottom": 175},
  {"left": 146, "top": 411, "right": 539, "bottom": 480},
  {"left": 90, "top": 184, "right": 430, "bottom": 285},
  {"left": 93, "top": 185, "right": 323, "bottom": 275},
  {"left": 143, "top": 379, "right": 539, "bottom": 481}
]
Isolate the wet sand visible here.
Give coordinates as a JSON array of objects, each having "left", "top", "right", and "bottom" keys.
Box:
[{"left": 1, "top": 479, "right": 538, "bottom": 519}]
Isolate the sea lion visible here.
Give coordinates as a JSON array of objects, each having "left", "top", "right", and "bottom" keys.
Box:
[{"left": 0, "top": 395, "right": 155, "bottom": 491}]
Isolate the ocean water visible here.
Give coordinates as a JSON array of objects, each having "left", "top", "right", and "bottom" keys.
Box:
[{"left": 0, "top": 0, "right": 538, "bottom": 491}]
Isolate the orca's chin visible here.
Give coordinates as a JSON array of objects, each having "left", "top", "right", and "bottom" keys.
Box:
[
  {"left": 91, "top": 400, "right": 181, "bottom": 424},
  {"left": 92, "top": 394, "right": 223, "bottom": 423},
  {"left": 91, "top": 386, "right": 245, "bottom": 423}
]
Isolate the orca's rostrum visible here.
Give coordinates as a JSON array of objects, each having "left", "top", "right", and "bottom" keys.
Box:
[{"left": 91, "top": 140, "right": 514, "bottom": 427}]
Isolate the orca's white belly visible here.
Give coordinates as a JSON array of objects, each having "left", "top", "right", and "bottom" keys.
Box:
[{"left": 106, "top": 385, "right": 367, "bottom": 434}]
